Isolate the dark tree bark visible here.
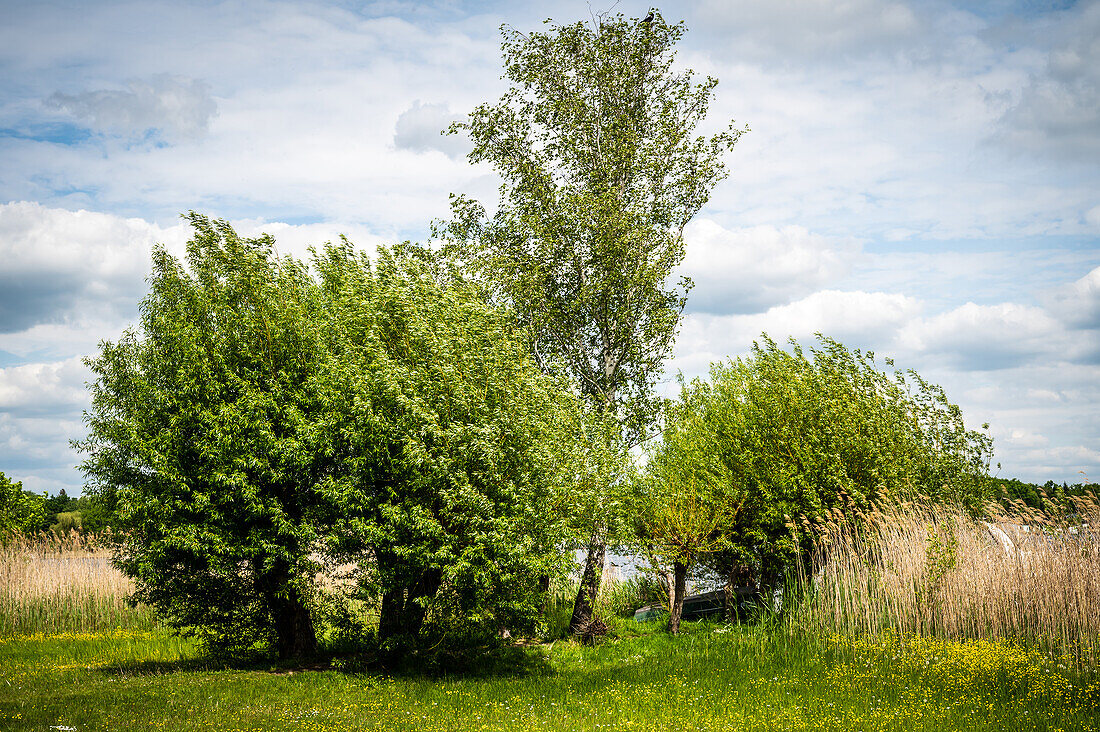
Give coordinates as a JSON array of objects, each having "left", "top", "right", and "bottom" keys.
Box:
[
  {"left": 723, "top": 570, "right": 736, "bottom": 622},
  {"left": 378, "top": 587, "right": 405, "bottom": 641},
  {"left": 264, "top": 561, "right": 317, "bottom": 660},
  {"left": 537, "top": 573, "right": 551, "bottom": 615},
  {"left": 668, "top": 560, "right": 687, "bottom": 635},
  {"left": 272, "top": 583, "right": 318, "bottom": 659},
  {"left": 569, "top": 537, "right": 606, "bottom": 634},
  {"left": 402, "top": 568, "right": 442, "bottom": 636},
  {"left": 378, "top": 568, "right": 443, "bottom": 642}
]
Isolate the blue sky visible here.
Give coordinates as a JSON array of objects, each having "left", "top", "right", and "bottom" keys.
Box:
[{"left": 1, "top": 0, "right": 1098, "bottom": 494}]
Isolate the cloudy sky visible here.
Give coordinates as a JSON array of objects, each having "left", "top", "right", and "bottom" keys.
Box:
[{"left": 1, "top": 0, "right": 1098, "bottom": 495}]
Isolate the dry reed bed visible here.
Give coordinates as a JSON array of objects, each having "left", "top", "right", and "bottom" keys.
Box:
[
  {"left": 0, "top": 531, "right": 152, "bottom": 637},
  {"left": 797, "top": 495, "right": 1100, "bottom": 665}
]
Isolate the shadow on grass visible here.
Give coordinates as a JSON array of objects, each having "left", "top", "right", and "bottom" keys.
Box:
[
  {"left": 328, "top": 641, "right": 555, "bottom": 679},
  {"left": 95, "top": 655, "right": 235, "bottom": 676},
  {"left": 96, "top": 640, "right": 554, "bottom": 680}
]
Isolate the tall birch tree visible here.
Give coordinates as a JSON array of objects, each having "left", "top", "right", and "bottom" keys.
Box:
[{"left": 442, "top": 10, "right": 744, "bottom": 631}]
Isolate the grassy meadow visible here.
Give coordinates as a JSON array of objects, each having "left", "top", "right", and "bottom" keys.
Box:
[
  {"left": 2, "top": 500, "right": 1099, "bottom": 732},
  {"left": 4, "top": 622, "right": 1099, "bottom": 731}
]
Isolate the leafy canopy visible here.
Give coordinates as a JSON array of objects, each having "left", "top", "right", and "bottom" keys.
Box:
[
  {"left": 78, "top": 214, "right": 330, "bottom": 659},
  {"left": 652, "top": 335, "right": 994, "bottom": 583},
  {"left": 77, "top": 216, "right": 580, "bottom": 658},
  {"left": 442, "top": 11, "right": 745, "bottom": 443},
  {"left": 312, "top": 243, "right": 581, "bottom": 647},
  {"left": 441, "top": 10, "right": 744, "bottom": 632},
  {"left": 0, "top": 471, "right": 46, "bottom": 537}
]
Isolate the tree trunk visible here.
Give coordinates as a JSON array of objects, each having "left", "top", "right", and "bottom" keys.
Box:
[
  {"left": 668, "top": 560, "right": 687, "bottom": 635},
  {"left": 402, "top": 568, "right": 442, "bottom": 637},
  {"left": 378, "top": 587, "right": 404, "bottom": 642},
  {"left": 569, "top": 537, "right": 606, "bottom": 634},
  {"left": 537, "top": 573, "right": 551, "bottom": 615},
  {"left": 723, "top": 569, "right": 736, "bottom": 622},
  {"left": 270, "top": 578, "right": 317, "bottom": 660},
  {"left": 378, "top": 568, "right": 442, "bottom": 642}
]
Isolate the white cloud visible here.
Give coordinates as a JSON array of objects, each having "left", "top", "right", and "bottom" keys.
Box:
[
  {"left": 0, "top": 410, "right": 86, "bottom": 482},
  {"left": 899, "top": 302, "right": 1067, "bottom": 370},
  {"left": 999, "top": 427, "right": 1050, "bottom": 449},
  {"left": 681, "top": 220, "right": 860, "bottom": 313},
  {"left": 393, "top": 100, "right": 470, "bottom": 159},
  {"left": 671, "top": 289, "right": 922, "bottom": 379},
  {"left": 999, "top": 1, "right": 1100, "bottom": 162},
  {"left": 693, "top": 0, "right": 921, "bottom": 62},
  {"left": 1046, "top": 264, "right": 1100, "bottom": 330},
  {"left": 230, "top": 219, "right": 387, "bottom": 264},
  {"left": 0, "top": 204, "right": 388, "bottom": 349},
  {"left": 0, "top": 202, "right": 189, "bottom": 333},
  {"left": 46, "top": 74, "right": 218, "bottom": 142},
  {"left": 0, "top": 357, "right": 90, "bottom": 416},
  {"left": 1087, "top": 205, "right": 1100, "bottom": 228}
]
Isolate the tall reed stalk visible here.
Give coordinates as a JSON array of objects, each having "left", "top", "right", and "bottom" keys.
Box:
[
  {"left": 0, "top": 530, "right": 156, "bottom": 637},
  {"left": 792, "top": 494, "right": 1100, "bottom": 666}
]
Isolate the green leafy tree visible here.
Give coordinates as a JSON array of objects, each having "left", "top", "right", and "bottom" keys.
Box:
[
  {"left": 441, "top": 10, "right": 744, "bottom": 631},
  {"left": 72, "top": 491, "right": 119, "bottom": 533},
  {"left": 0, "top": 471, "right": 46, "bottom": 536},
  {"left": 45, "top": 489, "right": 78, "bottom": 519},
  {"left": 78, "top": 214, "right": 330, "bottom": 659},
  {"left": 311, "top": 243, "right": 581, "bottom": 649},
  {"left": 655, "top": 335, "right": 993, "bottom": 591},
  {"left": 639, "top": 413, "right": 737, "bottom": 633},
  {"left": 79, "top": 216, "right": 582, "bottom": 659}
]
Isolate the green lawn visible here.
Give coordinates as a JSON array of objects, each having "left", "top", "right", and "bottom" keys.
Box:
[{"left": 3, "top": 622, "right": 1098, "bottom": 732}]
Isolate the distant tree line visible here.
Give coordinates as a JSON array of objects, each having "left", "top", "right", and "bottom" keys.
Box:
[
  {"left": 0, "top": 472, "right": 116, "bottom": 536},
  {"left": 984, "top": 476, "right": 1093, "bottom": 512}
]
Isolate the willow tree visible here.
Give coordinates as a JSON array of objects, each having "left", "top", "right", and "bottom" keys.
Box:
[
  {"left": 656, "top": 335, "right": 994, "bottom": 593},
  {"left": 78, "top": 218, "right": 579, "bottom": 660},
  {"left": 442, "top": 10, "right": 744, "bottom": 632},
  {"left": 78, "top": 214, "right": 328, "bottom": 659}
]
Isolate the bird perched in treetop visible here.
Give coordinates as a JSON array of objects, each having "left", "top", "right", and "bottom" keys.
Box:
[{"left": 641, "top": 11, "right": 654, "bottom": 24}]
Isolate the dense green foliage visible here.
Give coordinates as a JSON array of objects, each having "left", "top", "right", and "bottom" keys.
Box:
[
  {"left": 636, "top": 419, "right": 737, "bottom": 633},
  {"left": 311, "top": 243, "right": 579, "bottom": 649},
  {"left": 78, "top": 215, "right": 332, "bottom": 659},
  {"left": 984, "top": 476, "right": 1092, "bottom": 511},
  {"left": 649, "top": 335, "right": 994, "bottom": 587},
  {"left": 38, "top": 489, "right": 117, "bottom": 534},
  {"left": 0, "top": 471, "right": 45, "bottom": 536},
  {"left": 442, "top": 9, "right": 743, "bottom": 631},
  {"left": 444, "top": 11, "right": 742, "bottom": 443},
  {"left": 76, "top": 217, "right": 578, "bottom": 659}
]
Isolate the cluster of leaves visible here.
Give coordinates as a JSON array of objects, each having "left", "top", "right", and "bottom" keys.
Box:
[
  {"left": 983, "top": 476, "right": 1092, "bottom": 512},
  {"left": 641, "top": 335, "right": 994, "bottom": 605},
  {"left": 0, "top": 471, "right": 46, "bottom": 537},
  {"left": 442, "top": 11, "right": 744, "bottom": 445},
  {"left": 0, "top": 480, "right": 118, "bottom": 538},
  {"left": 77, "top": 215, "right": 582, "bottom": 659}
]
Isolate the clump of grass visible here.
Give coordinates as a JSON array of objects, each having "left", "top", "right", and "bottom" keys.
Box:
[
  {"left": 540, "top": 571, "right": 667, "bottom": 641},
  {"left": 0, "top": 531, "right": 156, "bottom": 637},
  {"left": 794, "top": 494, "right": 1100, "bottom": 666}
]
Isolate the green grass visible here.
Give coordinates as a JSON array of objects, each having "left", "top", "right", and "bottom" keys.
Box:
[
  {"left": 0, "top": 590, "right": 159, "bottom": 638},
  {"left": 3, "top": 620, "right": 1098, "bottom": 732}
]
